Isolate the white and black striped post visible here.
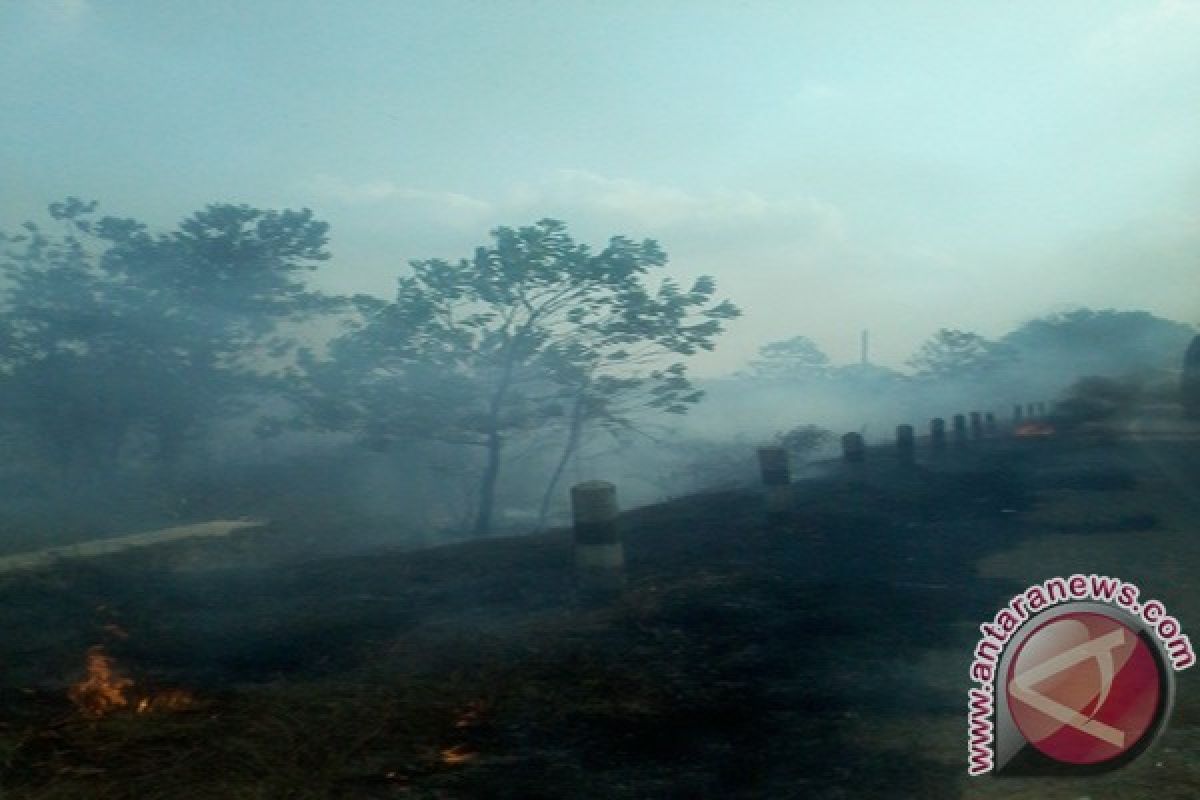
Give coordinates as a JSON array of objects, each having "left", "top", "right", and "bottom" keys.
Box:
[{"left": 571, "top": 481, "right": 624, "bottom": 599}]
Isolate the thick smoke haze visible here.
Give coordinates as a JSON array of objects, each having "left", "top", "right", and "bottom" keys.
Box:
[
  {"left": 3, "top": 1, "right": 1198, "bottom": 374},
  {"left": 0, "top": 2, "right": 1197, "bottom": 551},
  {"left": 4, "top": 8, "right": 1200, "bottom": 799}
]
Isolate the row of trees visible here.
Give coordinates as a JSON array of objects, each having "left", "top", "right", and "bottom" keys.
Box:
[
  {"left": 2, "top": 198, "right": 1190, "bottom": 539},
  {"left": 0, "top": 201, "right": 739, "bottom": 536},
  {"left": 745, "top": 311, "right": 1196, "bottom": 388}
]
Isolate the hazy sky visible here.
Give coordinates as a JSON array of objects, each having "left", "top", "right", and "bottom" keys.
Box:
[{"left": 4, "top": 0, "right": 1198, "bottom": 374}]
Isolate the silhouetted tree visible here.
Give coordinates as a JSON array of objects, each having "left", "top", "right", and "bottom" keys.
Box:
[
  {"left": 774, "top": 424, "right": 834, "bottom": 458},
  {"left": 298, "top": 219, "right": 738, "bottom": 536},
  {"left": 907, "top": 329, "right": 1015, "bottom": 381},
  {"left": 0, "top": 198, "right": 335, "bottom": 480},
  {"left": 746, "top": 336, "right": 830, "bottom": 382},
  {"left": 1002, "top": 309, "right": 1195, "bottom": 379}
]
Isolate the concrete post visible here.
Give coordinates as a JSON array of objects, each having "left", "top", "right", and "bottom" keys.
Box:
[
  {"left": 969, "top": 411, "right": 983, "bottom": 440},
  {"left": 842, "top": 432, "right": 865, "bottom": 463},
  {"left": 952, "top": 414, "right": 968, "bottom": 446},
  {"left": 930, "top": 417, "right": 947, "bottom": 451},
  {"left": 571, "top": 481, "right": 623, "bottom": 598},
  {"left": 895, "top": 424, "right": 914, "bottom": 465},
  {"left": 756, "top": 446, "right": 791, "bottom": 520}
]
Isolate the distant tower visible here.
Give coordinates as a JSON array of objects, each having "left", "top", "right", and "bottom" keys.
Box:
[{"left": 860, "top": 329, "right": 869, "bottom": 366}]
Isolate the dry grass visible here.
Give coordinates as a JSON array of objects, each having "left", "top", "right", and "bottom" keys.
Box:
[
  {"left": 3, "top": 429, "right": 1199, "bottom": 797},
  {"left": 2, "top": 677, "right": 491, "bottom": 799}
]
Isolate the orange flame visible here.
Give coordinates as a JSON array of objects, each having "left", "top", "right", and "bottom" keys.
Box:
[
  {"left": 69, "top": 646, "right": 133, "bottom": 718},
  {"left": 454, "top": 700, "right": 487, "bottom": 729},
  {"left": 136, "top": 688, "right": 197, "bottom": 714},
  {"left": 1014, "top": 422, "right": 1055, "bottom": 437},
  {"left": 68, "top": 646, "right": 197, "bottom": 717},
  {"left": 440, "top": 744, "right": 478, "bottom": 765}
]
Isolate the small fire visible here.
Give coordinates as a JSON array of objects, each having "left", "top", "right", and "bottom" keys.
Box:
[
  {"left": 454, "top": 700, "right": 487, "bottom": 729},
  {"left": 68, "top": 646, "right": 196, "bottom": 718},
  {"left": 69, "top": 646, "right": 133, "bottom": 718},
  {"left": 439, "top": 700, "right": 486, "bottom": 766},
  {"left": 440, "top": 744, "right": 478, "bottom": 766},
  {"left": 135, "top": 688, "right": 197, "bottom": 714},
  {"left": 1014, "top": 422, "right": 1055, "bottom": 437}
]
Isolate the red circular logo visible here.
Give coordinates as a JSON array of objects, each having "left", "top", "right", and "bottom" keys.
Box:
[{"left": 1006, "top": 611, "right": 1162, "bottom": 765}]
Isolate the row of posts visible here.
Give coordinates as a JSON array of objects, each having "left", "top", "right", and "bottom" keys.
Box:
[
  {"left": 751, "top": 400, "right": 1049, "bottom": 520},
  {"left": 1012, "top": 402, "right": 1047, "bottom": 423},
  {"left": 566, "top": 401, "right": 1050, "bottom": 600},
  {"left": 840, "top": 401, "right": 1047, "bottom": 465}
]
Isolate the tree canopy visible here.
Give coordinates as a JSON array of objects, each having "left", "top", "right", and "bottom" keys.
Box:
[
  {"left": 0, "top": 198, "right": 335, "bottom": 478},
  {"left": 294, "top": 218, "right": 739, "bottom": 535},
  {"left": 1001, "top": 309, "right": 1195, "bottom": 377},
  {"left": 747, "top": 336, "right": 831, "bottom": 382},
  {"left": 907, "top": 328, "right": 1015, "bottom": 381}
]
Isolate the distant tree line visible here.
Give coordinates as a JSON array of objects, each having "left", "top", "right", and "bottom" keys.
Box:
[{"left": 744, "top": 311, "right": 1195, "bottom": 394}]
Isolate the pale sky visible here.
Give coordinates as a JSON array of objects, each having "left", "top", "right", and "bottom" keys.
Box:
[{"left": 3, "top": 0, "right": 1198, "bottom": 374}]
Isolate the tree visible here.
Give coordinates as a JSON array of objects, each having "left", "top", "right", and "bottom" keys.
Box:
[
  {"left": 532, "top": 272, "right": 739, "bottom": 527},
  {"left": 774, "top": 424, "right": 834, "bottom": 458},
  {"left": 746, "top": 336, "right": 830, "bottom": 381},
  {"left": 907, "top": 329, "right": 1015, "bottom": 381},
  {"left": 297, "top": 219, "right": 738, "bottom": 536},
  {"left": 0, "top": 199, "right": 155, "bottom": 477},
  {"left": 1002, "top": 309, "right": 1195, "bottom": 379},
  {"left": 0, "top": 198, "right": 336, "bottom": 481},
  {"left": 99, "top": 202, "right": 337, "bottom": 466}
]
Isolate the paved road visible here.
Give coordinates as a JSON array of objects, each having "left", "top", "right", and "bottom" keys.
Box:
[
  {"left": 1127, "top": 404, "right": 1200, "bottom": 509},
  {"left": 0, "top": 518, "right": 268, "bottom": 575}
]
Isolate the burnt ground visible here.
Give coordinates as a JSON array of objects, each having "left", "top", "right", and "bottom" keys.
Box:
[{"left": 0, "top": 417, "right": 1197, "bottom": 799}]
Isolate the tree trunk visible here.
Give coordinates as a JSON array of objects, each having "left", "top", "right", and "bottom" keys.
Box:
[
  {"left": 474, "top": 429, "right": 503, "bottom": 536},
  {"left": 471, "top": 323, "right": 528, "bottom": 536},
  {"left": 537, "top": 394, "right": 586, "bottom": 530}
]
